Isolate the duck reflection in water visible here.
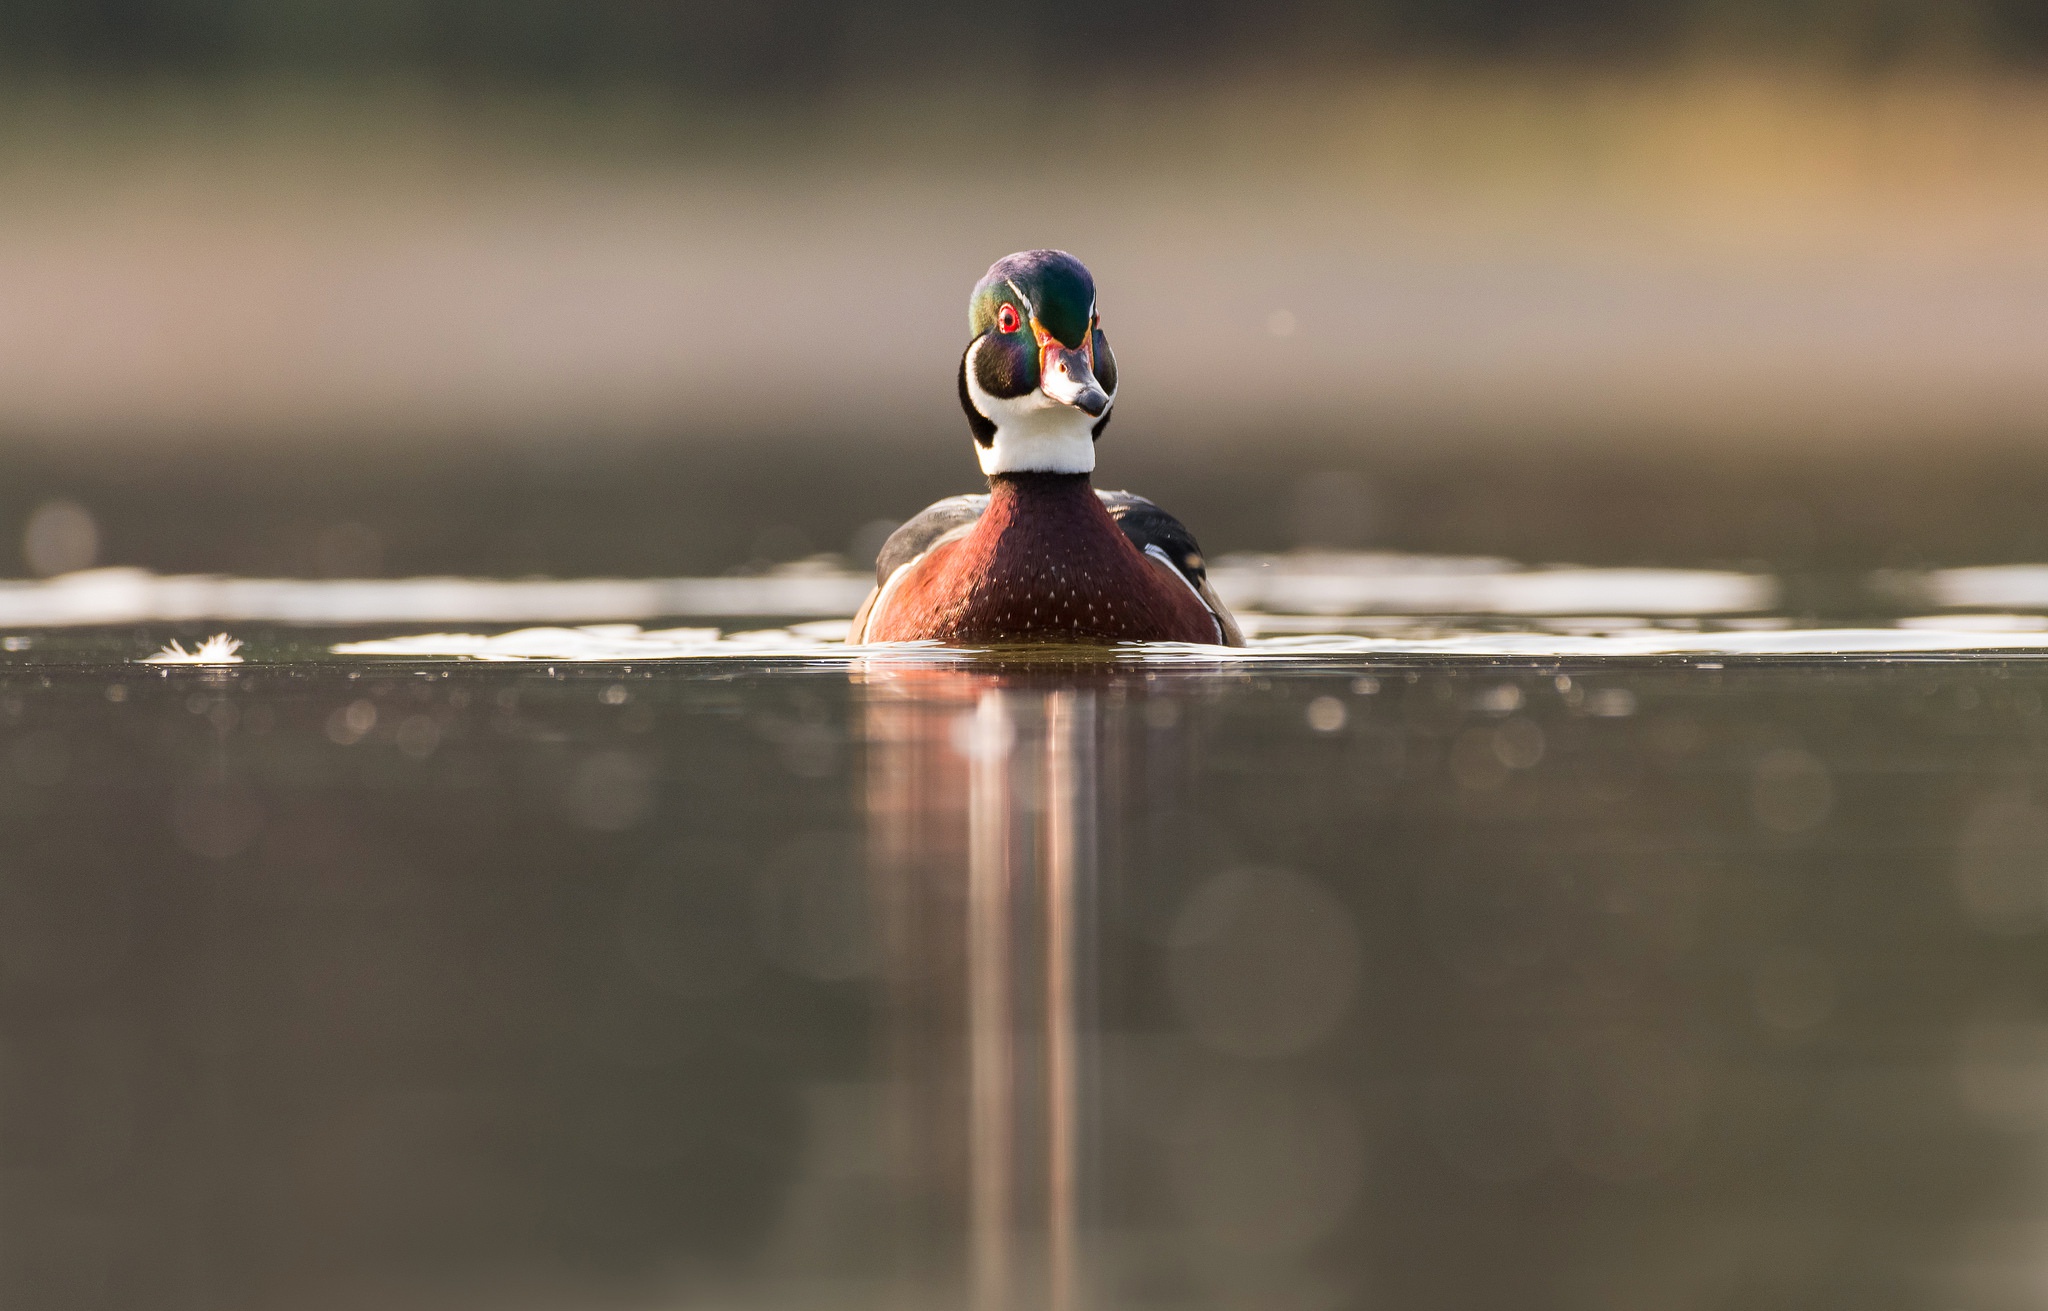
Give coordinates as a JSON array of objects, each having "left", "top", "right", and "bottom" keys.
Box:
[{"left": 859, "top": 664, "right": 1101, "bottom": 1310}]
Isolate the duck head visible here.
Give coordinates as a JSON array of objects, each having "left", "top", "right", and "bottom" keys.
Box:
[{"left": 957, "top": 249, "right": 1118, "bottom": 476}]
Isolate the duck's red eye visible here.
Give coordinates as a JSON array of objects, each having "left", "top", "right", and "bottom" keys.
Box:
[{"left": 997, "top": 304, "right": 1021, "bottom": 334}]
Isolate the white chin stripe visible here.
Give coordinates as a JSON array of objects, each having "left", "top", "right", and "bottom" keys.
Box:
[
  {"left": 965, "top": 337, "right": 1111, "bottom": 476},
  {"left": 976, "top": 413, "right": 1099, "bottom": 475}
]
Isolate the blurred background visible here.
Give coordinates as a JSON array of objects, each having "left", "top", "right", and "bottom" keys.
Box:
[
  {"left": 1, "top": 0, "right": 2047, "bottom": 580},
  {"left": 11, "top": 13, "right": 2048, "bottom": 1309}
]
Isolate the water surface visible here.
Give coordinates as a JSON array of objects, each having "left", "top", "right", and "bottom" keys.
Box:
[{"left": 3, "top": 622, "right": 2048, "bottom": 1309}]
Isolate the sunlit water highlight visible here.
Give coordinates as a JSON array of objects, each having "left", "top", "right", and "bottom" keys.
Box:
[{"left": 0, "top": 557, "right": 2044, "bottom": 664}]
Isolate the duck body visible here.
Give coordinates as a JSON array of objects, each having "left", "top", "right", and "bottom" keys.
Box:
[
  {"left": 851, "top": 473, "right": 1239, "bottom": 645},
  {"left": 850, "top": 248, "right": 1244, "bottom": 647}
]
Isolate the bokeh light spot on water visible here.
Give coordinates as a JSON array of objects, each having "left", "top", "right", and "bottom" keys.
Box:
[
  {"left": 1168, "top": 1073, "right": 1364, "bottom": 1256},
  {"left": 1951, "top": 791, "right": 2048, "bottom": 935},
  {"left": 22, "top": 500, "right": 98, "bottom": 578},
  {"left": 1476, "top": 683, "right": 1523, "bottom": 714},
  {"left": 326, "top": 699, "right": 378, "bottom": 745},
  {"left": 1491, "top": 717, "right": 1546, "bottom": 770},
  {"left": 1583, "top": 688, "right": 1638, "bottom": 718},
  {"left": 1304, "top": 695, "right": 1347, "bottom": 733},
  {"left": 1751, "top": 747, "right": 1834, "bottom": 835},
  {"left": 1166, "top": 867, "right": 1361, "bottom": 1059}
]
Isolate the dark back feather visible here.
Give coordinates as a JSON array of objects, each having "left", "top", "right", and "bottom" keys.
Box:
[{"left": 1097, "top": 490, "right": 1212, "bottom": 587}]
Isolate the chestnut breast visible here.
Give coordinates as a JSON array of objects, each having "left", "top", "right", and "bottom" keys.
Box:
[{"left": 864, "top": 475, "right": 1220, "bottom": 645}]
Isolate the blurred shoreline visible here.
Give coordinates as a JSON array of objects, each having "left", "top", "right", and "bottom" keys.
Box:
[{"left": 2, "top": 69, "right": 2045, "bottom": 451}]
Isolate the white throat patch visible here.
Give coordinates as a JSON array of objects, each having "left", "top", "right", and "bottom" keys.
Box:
[{"left": 963, "top": 336, "right": 1110, "bottom": 476}]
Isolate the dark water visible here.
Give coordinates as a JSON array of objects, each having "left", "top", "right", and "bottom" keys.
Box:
[{"left": 6, "top": 640, "right": 2048, "bottom": 1309}]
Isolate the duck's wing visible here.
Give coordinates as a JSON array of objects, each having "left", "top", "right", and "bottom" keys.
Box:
[
  {"left": 1097, "top": 490, "right": 1245, "bottom": 646},
  {"left": 849, "top": 494, "right": 990, "bottom": 642},
  {"left": 872, "top": 494, "right": 989, "bottom": 585}
]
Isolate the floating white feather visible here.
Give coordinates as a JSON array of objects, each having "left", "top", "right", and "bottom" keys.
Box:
[{"left": 143, "top": 633, "right": 244, "bottom": 664}]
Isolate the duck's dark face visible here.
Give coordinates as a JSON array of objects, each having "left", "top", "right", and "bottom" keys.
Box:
[{"left": 958, "top": 249, "right": 1118, "bottom": 476}]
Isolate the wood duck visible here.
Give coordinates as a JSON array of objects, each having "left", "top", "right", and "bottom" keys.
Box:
[{"left": 851, "top": 250, "right": 1243, "bottom": 646}]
